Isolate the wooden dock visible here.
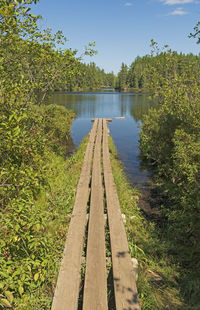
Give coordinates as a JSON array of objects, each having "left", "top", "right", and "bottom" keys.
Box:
[{"left": 51, "top": 118, "right": 140, "bottom": 310}]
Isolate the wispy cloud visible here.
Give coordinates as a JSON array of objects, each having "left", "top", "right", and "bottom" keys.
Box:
[
  {"left": 168, "top": 7, "right": 188, "bottom": 14},
  {"left": 124, "top": 2, "right": 133, "bottom": 6},
  {"left": 161, "top": 0, "right": 194, "bottom": 5}
]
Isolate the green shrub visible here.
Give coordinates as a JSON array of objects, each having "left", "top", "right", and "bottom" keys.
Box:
[
  {"left": 139, "top": 48, "right": 200, "bottom": 307},
  {"left": 40, "top": 104, "right": 75, "bottom": 155}
]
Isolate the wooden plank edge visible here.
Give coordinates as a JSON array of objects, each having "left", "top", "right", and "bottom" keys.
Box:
[
  {"left": 83, "top": 119, "right": 108, "bottom": 310},
  {"left": 102, "top": 119, "right": 141, "bottom": 310},
  {"left": 51, "top": 119, "right": 99, "bottom": 310}
]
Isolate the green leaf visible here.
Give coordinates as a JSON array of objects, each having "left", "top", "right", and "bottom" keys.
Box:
[
  {"left": 4, "top": 291, "right": 13, "bottom": 303},
  {"left": 0, "top": 299, "right": 12, "bottom": 308},
  {"left": 19, "top": 286, "right": 24, "bottom": 295},
  {"left": 34, "top": 272, "right": 39, "bottom": 281},
  {"left": 40, "top": 274, "right": 45, "bottom": 282}
]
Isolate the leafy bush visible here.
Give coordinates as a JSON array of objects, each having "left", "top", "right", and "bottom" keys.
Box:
[
  {"left": 40, "top": 104, "right": 75, "bottom": 155},
  {"left": 0, "top": 98, "right": 45, "bottom": 206},
  {"left": 0, "top": 137, "right": 87, "bottom": 308},
  {"left": 139, "top": 46, "right": 200, "bottom": 307},
  {"left": 0, "top": 1, "right": 93, "bottom": 308},
  {"left": 108, "top": 137, "right": 183, "bottom": 309},
  {"left": 0, "top": 97, "right": 76, "bottom": 308}
]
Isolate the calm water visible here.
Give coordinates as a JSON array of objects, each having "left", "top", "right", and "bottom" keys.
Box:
[{"left": 49, "top": 91, "right": 155, "bottom": 188}]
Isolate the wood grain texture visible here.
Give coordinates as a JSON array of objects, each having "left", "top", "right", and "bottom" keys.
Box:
[
  {"left": 83, "top": 119, "right": 108, "bottom": 310},
  {"left": 51, "top": 118, "right": 140, "bottom": 310},
  {"left": 102, "top": 119, "right": 141, "bottom": 310},
  {"left": 51, "top": 119, "right": 98, "bottom": 310}
]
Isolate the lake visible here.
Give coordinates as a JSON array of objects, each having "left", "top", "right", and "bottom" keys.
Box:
[{"left": 48, "top": 90, "right": 155, "bottom": 188}]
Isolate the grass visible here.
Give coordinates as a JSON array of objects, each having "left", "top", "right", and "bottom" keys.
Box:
[
  {"left": 13, "top": 137, "right": 89, "bottom": 309},
  {"left": 7, "top": 132, "right": 188, "bottom": 309},
  {"left": 108, "top": 136, "right": 185, "bottom": 310}
]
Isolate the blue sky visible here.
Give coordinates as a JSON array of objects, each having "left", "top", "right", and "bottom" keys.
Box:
[{"left": 31, "top": 0, "right": 200, "bottom": 73}]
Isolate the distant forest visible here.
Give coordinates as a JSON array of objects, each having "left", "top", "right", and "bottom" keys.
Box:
[
  {"left": 66, "top": 62, "right": 116, "bottom": 91},
  {"left": 116, "top": 50, "right": 200, "bottom": 90},
  {"left": 69, "top": 50, "right": 200, "bottom": 91}
]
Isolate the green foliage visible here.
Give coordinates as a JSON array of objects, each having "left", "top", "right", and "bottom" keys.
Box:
[
  {"left": 0, "top": 138, "right": 88, "bottom": 309},
  {"left": 0, "top": 0, "right": 91, "bottom": 308},
  {"left": 139, "top": 43, "right": 200, "bottom": 308},
  {"left": 108, "top": 137, "right": 183, "bottom": 309},
  {"left": 189, "top": 21, "right": 200, "bottom": 44},
  {"left": 0, "top": 98, "right": 46, "bottom": 207},
  {"left": 0, "top": 0, "right": 99, "bottom": 103},
  {"left": 116, "top": 63, "right": 129, "bottom": 90},
  {"left": 116, "top": 57, "right": 151, "bottom": 90},
  {"left": 67, "top": 62, "right": 116, "bottom": 91},
  {"left": 40, "top": 104, "right": 75, "bottom": 155},
  {"left": 116, "top": 43, "right": 200, "bottom": 92}
]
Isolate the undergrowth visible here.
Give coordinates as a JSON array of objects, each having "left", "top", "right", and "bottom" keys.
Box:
[
  {"left": 0, "top": 137, "right": 88, "bottom": 309},
  {"left": 108, "top": 136, "right": 185, "bottom": 310}
]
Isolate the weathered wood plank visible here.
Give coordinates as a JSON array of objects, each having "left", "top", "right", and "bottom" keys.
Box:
[
  {"left": 83, "top": 119, "right": 108, "bottom": 310},
  {"left": 102, "top": 119, "right": 140, "bottom": 310},
  {"left": 51, "top": 119, "right": 98, "bottom": 310},
  {"left": 91, "top": 118, "right": 112, "bottom": 122},
  {"left": 112, "top": 117, "right": 125, "bottom": 119}
]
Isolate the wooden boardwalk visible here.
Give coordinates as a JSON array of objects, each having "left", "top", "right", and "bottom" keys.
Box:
[{"left": 51, "top": 118, "right": 140, "bottom": 310}]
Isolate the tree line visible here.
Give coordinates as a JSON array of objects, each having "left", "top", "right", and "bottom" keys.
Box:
[
  {"left": 66, "top": 62, "right": 116, "bottom": 91},
  {"left": 116, "top": 47, "right": 200, "bottom": 91}
]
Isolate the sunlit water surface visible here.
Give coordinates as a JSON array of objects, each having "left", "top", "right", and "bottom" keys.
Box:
[{"left": 48, "top": 91, "right": 156, "bottom": 188}]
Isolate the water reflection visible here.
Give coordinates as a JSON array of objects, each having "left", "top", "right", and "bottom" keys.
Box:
[
  {"left": 130, "top": 94, "right": 156, "bottom": 122},
  {"left": 48, "top": 91, "right": 156, "bottom": 187}
]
